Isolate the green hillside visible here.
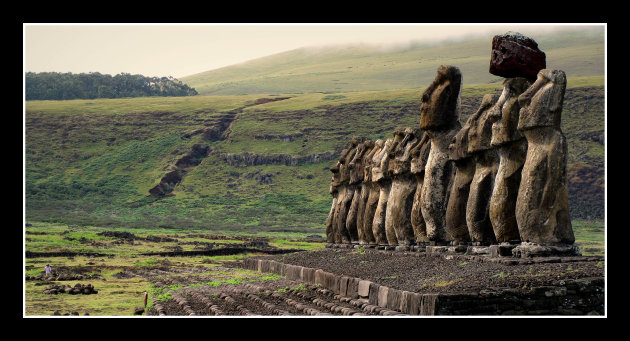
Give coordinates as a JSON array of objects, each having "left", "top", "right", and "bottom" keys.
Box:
[
  {"left": 181, "top": 27, "right": 604, "bottom": 96},
  {"left": 25, "top": 75, "right": 605, "bottom": 234}
]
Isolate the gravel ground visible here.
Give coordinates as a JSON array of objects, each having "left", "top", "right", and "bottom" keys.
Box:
[{"left": 267, "top": 249, "right": 605, "bottom": 294}]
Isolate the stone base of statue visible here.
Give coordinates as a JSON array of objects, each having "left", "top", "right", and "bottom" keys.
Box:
[{"left": 512, "top": 242, "right": 580, "bottom": 258}]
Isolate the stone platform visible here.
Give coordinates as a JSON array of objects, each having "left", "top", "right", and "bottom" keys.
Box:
[{"left": 326, "top": 241, "right": 581, "bottom": 259}]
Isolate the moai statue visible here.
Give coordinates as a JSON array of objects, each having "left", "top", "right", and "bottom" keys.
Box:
[
  {"left": 382, "top": 127, "right": 407, "bottom": 245},
  {"left": 346, "top": 139, "right": 372, "bottom": 244},
  {"left": 444, "top": 108, "right": 476, "bottom": 245},
  {"left": 487, "top": 77, "right": 531, "bottom": 243},
  {"left": 355, "top": 140, "right": 377, "bottom": 245},
  {"left": 386, "top": 127, "right": 423, "bottom": 246},
  {"left": 330, "top": 138, "right": 361, "bottom": 244},
  {"left": 325, "top": 180, "right": 339, "bottom": 244},
  {"left": 371, "top": 138, "right": 395, "bottom": 246},
  {"left": 410, "top": 133, "right": 431, "bottom": 245},
  {"left": 466, "top": 94, "right": 500, "bottom": 245},
  {"left": 515, "top": 69, "right": 574, "bottom": 245},
  {"left": 326, "top": 145, "right": 354, "bottom": 244},
  {"left": 361, "top": 139, "right": 385, "bottom": 245},
  {"left": 419, "top": 65, "right": 462, "bottom": 245},
  {"left": 325, "top": 173, "right": 339, "bottom": 244}
]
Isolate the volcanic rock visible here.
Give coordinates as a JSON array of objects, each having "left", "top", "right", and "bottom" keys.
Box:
[{"left": 489, "top": 32, "right": 546, "bottom": 81}]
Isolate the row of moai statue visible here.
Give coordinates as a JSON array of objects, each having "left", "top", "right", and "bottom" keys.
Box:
[{"left": 325, "top": 32, "right": 576, "bottom": 254}]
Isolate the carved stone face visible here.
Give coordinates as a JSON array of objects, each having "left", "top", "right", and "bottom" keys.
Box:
[
  {"left": 448, "top": 117, "right": 472, "bottom": 161},
  {"left": 517, "top": 69, "right": 567, "bottom": 131},
  {"left": 419, "top": 65, "right": 462, "bottom": 131},
  {"left": 330, "top": 140, "right": 360, "bottom": 187},
  {"left": 372, "top": 138, "right": 393, "bottom": 182},
  {"left": 364, "top": 139, "right": 384, "bottom": 182},
  {"left": 467, "top": 94, "right": 500, "bottom": 153},
  {"left": 489, "top": 78, "right": 531, "bottom": 146},
  {"left": 389, "top": 127, "right": 422, "bottom": 175},
  {"left": 349, "top": 140, "right": 373, "bottom": 184}
]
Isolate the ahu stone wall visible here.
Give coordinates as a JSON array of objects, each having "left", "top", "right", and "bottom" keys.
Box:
[{"left": 325, "top": 32, "right": 577, "bottom": 257}]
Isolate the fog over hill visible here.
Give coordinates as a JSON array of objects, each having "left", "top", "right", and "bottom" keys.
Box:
[{"left": 181, "top": 26, "right": 604, "bottom": 96}]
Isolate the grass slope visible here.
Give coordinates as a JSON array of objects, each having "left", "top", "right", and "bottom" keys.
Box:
[{"left": 181, "top": 27, "right": 604, "bottom": 96}]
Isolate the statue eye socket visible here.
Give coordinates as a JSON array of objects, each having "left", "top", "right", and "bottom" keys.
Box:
[{"left": 422, "top": 93, "right": 429, "bottom": 102}]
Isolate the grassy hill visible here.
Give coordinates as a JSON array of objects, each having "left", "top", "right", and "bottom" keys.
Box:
[
  {"left": 180, "top": 27, "right": 604, "bottom": 96},
  {"left": 25, "top": 76, "right": 605, "bottom": 235}
]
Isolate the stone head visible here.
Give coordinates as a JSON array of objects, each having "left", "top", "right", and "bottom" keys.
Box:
[
  {"left": 489, "top": 77, "right": 531, "bottom": 146},
  {"left": 389, "top": 127, "right": 422, "bottom": 176},
  {"left": 517, "top": 69, "right": 567, "bottom": 131},
  {"left": 348, "top": 139, "right": 372, "bottom": 184},
  {"left": 467, "top": 94, "right": 500, "bottom": 153},
  {"left": 419, "top": 65, "right": 462, "bottom": 131},
  {"left": 372, "top": 138, "right": 394, "bottom": 182},
  {"left": 364, "top": 139, "right": 384, "bottom": 182},
  {"left": 489, "top": 32, "right": 546, "bottom": 82}
]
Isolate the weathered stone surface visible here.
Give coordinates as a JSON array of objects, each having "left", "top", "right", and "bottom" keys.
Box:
[
  {"left": 512, "top": 242, "right": 580, "bottom": 258},
  {"left": 490, "top": 78, "right": 532, "bottom": 147},
  {"left": 377, "top": 286, "right": 389, "bottom": 308},
  {"left": 354, "top": 140, "right": 376, "bottom": 245},
  {"left": 420, "top": 65, "right": 462, "bottom": 244},
  {"left": 489, "top": 31, "right": 546, "bottom": 81},
  {"left": 488, "top": 78, "right": 531, "bottom": 242},
  {"left": 361, "top": 140, "right": 384, "bottom": 245},
  {"left": 466, "top": 94, "right": 500, "bottom": 244},
  {"left": 345, "top": 139, "right": 372, "bottom": 244},
  {"left": 466, "top": 149, "right": 499, "bottom": 244},
  {"left": 490, "top": 139, "right": 527, "bottom": 242},
  {"left": 516, "top": 69, "right": 574, "bottom": 244},
  {"left": 445, "top": 157, "right": 474, "bottom": 243},
  {"left": 386, "top": 127, "right": 423, "bottom": 245},
  {"left": 371, "top": 138, "right": 395, "bottom": 245},
  {"left": 330, "top": 139, "right": 362, "bottom": 243},
  {"left": 358, "top": 280, "right": 372, "bottom": 298},
  {"left": 445, "top": 99, "right": 484, "bottom": 243},
  {"left": 410, "top": 134, "right": 432, "bottom": 243},
  {"left": 325, "top": 196, "right": 337, "bottom": 243},
  {"left": 419, "top": 65, "right": 463, "bottom": 131}
]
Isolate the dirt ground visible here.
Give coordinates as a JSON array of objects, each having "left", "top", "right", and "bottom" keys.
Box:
[{"left": 267, "top": 248, "right": 605, "bottom": 294}]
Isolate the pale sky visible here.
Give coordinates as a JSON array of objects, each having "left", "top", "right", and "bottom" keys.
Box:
[{"left": 23, "top": 23, "right": 603, "bottom": 79}]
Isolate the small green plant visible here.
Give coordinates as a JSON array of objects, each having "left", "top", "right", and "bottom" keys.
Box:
[
  {"left": 167, "top": 284, "right": 182, "bottom": 291},
  {"left": 156, "top": 292, "right": 172, "bottom": 302},
  {"left": 380, "top": 275, "right": 397, "bottom": 280},
  {"left": 596, "top": 261, "right": 604, "bottom": 268},
  {"left": 261, "top": 274, "right": 282, "bottom": 281},
  {"left": 492, "top": 272, "right": 510, "bottom": 279},
  {"left": 223, "top": 279, "right": 242, "bottom": 285},
  {"left": 434, "top": 278, "right": 462, "bottom": 287},
  {"left": 459, "top": 261, "right": 468, "bottom": 266},
  {"left": 292, "top": 283, "right": 307, "bottom": 291},
  {"left": 134, "top": 259, "right": 158, "bottom": 266},
  {"left": 275, "top": 287, "right": 288, "bottom": 293}
]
